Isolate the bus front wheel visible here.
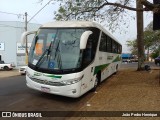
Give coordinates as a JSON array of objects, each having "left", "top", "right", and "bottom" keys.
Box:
[
  {"left": 114, "top": 64, "right": 118, "bottom": 74},
  {"left": 92, "top": 73, "right": 100, "bottom": 92}
]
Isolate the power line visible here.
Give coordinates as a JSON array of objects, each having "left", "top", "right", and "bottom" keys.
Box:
[
  {"left": 28, "top": 0, "right": 53, "bottom": 23},
  {"left": 0, "top": 0, "right": 53, "bottom": 24},
  {"left": 27, "top": 14, "right": 39, "bottom": 23},
  {"left": 0, "top": 11, "right": 23, "bottom": 16},
  {"left": 0, "top": 24, "right": 24, "bottom": 29}
]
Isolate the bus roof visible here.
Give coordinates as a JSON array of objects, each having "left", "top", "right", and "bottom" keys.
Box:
[{"left": 41, "top": 21, "right": 121, "bottom": 45}]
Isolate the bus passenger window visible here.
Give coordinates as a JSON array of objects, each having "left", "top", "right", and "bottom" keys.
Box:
[
  {"left": 99, "top": 32, "right": 106, "bottom": 52},
  {"left": 83, "top": 40, "right": 93, "bottom": 67},
  {"left": 84, "top": 41, "right": 92, "bottom": 60},
  {"left": 106, "top": 37, "right": 112, "bottom": 52}
]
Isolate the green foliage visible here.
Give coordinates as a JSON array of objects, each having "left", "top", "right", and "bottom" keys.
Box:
[
  {"left": 54, "top": 6, "right": 67, "bottom": 20},
  {"left": 150, "top": 50, "right": 159, "bottom": 59},
  {"left": 126, "top": 21, "right": 160, "bottom": 58},
  {"left": 53, "top": 0, "right": 134, "bottom": 33},
  {"left": 126, "top": 40, "right": 137, "bottom": 55},
  {"left": 144, "top": 22, "right": 160, "bottom": 50}
]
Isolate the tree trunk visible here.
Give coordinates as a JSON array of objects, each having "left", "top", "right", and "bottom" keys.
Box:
[
  {"left": 136, "top": 0, "right": 145, "bottom": 71},
  {"left": 147, "top": 47, "right": 149, "bottom": 61},
  {"left": 159, "top": 45, "right": 160, "bottom": 56}
]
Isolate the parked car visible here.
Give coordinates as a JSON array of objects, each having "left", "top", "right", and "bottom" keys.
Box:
[
  {"left": 0, "top": 60, "right": 15, "bottom": 70},
  {"left": 122, "top": 59, "right": 131, "bottom": 63},
  {"left": 155, "top": 56, "right": 160, "bottom": 66},
  {"left": 19, "top": 66, "right": 27, "bottom": 75}
]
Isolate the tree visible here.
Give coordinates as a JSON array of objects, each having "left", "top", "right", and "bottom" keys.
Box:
[
  {"left": 136, "top": 0, "right": 144, "bottom": 70},
  {"left": 45, "top": 0, "right": 160, "bottom": 70},
  {"left": 54, "top": 0, "right": 160, "bottom": 20},
  {"left": 144, "top": 21, "right": 160, "bottom": 58},
  {"left": 127, "top": 21, "right": 160, "bottom": 60},
  {"left": 126, "top": 40, "right": 137, "bottom": 55},
  {"left": 150, "top": 49, "right": 159, "bottom": 59}
]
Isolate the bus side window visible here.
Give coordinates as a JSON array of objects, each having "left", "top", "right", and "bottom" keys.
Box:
[
  {"left": 112, "top": 42, "right": 118, "bottom": 53},
  {"left": 117, "top": 44, "right": 122, "bottom": 54},
  {"left": 106, "top": 36, "right": 112, "bottom": 52},
  {"left": 83, "top": 40, "right": 92, "bottom": 64},
  {"left": 99, "top": 32, "right": 106, "bottom": 52}
]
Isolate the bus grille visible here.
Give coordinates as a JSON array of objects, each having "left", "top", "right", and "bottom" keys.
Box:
[{"left": 31, "top": 78, "right": 65, "bottom": 86}]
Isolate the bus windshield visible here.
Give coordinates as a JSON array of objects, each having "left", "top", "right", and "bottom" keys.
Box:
[{"left": 29, "top": 28, "right": 86, "bottom": 70}]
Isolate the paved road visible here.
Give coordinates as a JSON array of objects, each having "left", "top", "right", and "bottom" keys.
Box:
[
  {"left": 121, "top": 61, "right": 159, "bottom": 70},
  {"left": 0, "top": 62, "right": 159, "bottom": 119},
  {"left": 0, "top": 75, "right": 96, "bottom": 120}
]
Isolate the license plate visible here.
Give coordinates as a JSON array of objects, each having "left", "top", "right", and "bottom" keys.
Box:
[{"left": 41, "top": 86, "right": 50, "bottom": 93}]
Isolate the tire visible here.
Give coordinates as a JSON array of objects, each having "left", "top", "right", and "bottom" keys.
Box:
[
  {"left": 114, "top": 65, "right": 118, "bottom": 74},
  {"left": 92, "top": 74, "right": 100, "bottom": 92},
  {"left": 4, "top": 66, "right": 9, "bottom": 71}
]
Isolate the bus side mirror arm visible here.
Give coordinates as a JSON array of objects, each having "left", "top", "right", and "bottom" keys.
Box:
[
  {"left": 80, "top": 31, "right": 93, "bottom": 49},
  {"left": 21, "top": 31, "right": 37, "bottom": 45}
]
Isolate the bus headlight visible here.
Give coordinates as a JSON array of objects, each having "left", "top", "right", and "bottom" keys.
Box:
[
  {"left": 26, "top": 71, "right": 32, "bottom": 78},
  {"left": 59, "top": 75, "right": 84, "bottom": 85}
]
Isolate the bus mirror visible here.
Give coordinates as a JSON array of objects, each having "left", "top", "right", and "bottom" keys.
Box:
[
  {"left": 80, "top": 31, "right": 93, "bottom": 49},
  {"left": 21, "top": 31, "right": 37, "bottom": 45}
]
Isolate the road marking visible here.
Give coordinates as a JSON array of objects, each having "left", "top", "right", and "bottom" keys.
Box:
[{"left": 8, "top": 98, "right": 25, "bottom": 106}]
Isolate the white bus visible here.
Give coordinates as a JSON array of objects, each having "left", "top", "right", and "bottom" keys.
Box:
[{"left": 21, "top": 21, "right": 122, "bottom": 98}]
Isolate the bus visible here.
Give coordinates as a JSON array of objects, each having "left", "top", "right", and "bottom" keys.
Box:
[{"left": 21, "top": 21, "right": 122, "bottom": 98}]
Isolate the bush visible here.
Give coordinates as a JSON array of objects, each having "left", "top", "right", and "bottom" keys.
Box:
[{"left": 150, "top": 50, "right": 159, "bottom": 59}]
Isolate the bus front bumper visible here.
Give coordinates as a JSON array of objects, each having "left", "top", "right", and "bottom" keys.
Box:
[{"left": 26, "top": 75, "right": 82, "bottom": 98}]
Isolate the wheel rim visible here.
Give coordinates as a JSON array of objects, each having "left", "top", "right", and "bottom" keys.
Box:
[
  {"left": 116, "top": 65, "right": 118, "bottom": 72},
  {"left": 94, "top": 77, "right": 98, "bottom": 88}
]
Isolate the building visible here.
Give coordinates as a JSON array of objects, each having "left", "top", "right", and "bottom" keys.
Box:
[{"left": 0, "top": 21, "right": 41, "bottom": 68}]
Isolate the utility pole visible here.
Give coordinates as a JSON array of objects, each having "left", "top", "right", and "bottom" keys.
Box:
[
  {"left": 136, "top": 0, "right": 145, "bottom": 70},
  {"left": 25, "top": 12, "right": 28, "bottom": 65},
  {"left": 23, "top": 1, "right": 53, "bottom": 65}
]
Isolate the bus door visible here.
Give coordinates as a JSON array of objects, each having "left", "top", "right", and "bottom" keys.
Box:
[{"left": 81, "top": 39, "right": 94, "bottom": 93}]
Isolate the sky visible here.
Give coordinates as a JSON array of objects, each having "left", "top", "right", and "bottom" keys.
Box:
[
  {"left": 0, "top": 0, "right": 153, "bottom": 53},
  {"left": 0, "top": 0, "right": 57, "bottom": 24}
]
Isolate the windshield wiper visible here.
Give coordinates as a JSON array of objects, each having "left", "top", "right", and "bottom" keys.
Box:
[
  {"left": 54, "top": 39, "right": 60, "bottom": 60},
  {"left": 35, "top": 31, "right": 58, "bottom": 68},
  {"left": 35, "top": 48, "right": 49, "bottom": 67},
  {"left": 46, "top": 41, "right": 53, "bottom": 59},
  {"left": 35, "top": 40, "right": 54, "bottom": 68}
]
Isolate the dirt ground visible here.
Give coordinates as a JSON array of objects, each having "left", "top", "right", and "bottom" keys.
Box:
[
  {"left": 0, "top": 69, "right": 19, "bottom": 78},
  {"left": 0, "top": 65, "right": 160, "bottom": 120},
  {"left": 68, "top": 68, "right": 160, "bottom": 120}
]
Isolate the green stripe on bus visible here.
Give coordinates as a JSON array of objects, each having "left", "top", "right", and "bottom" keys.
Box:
[
  {"left": 44, "top": 74, "right": 62, "bottom": 79},
  {"left": 94, "top": 64, "right": 110, "bottom": 75},
  {"left": 112, "top": 55, "right": 121, "bottom": 63}
]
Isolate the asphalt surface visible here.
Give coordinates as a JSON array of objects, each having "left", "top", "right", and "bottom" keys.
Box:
[
  {"left": 0, "top": 75, "right": 97, "bottom": 120},
  {"left": 0, "top": 62, "right": 159, "bottom": 120},
  {"left": 121, "top": 61, "right": 159, "bottom": 70}
]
